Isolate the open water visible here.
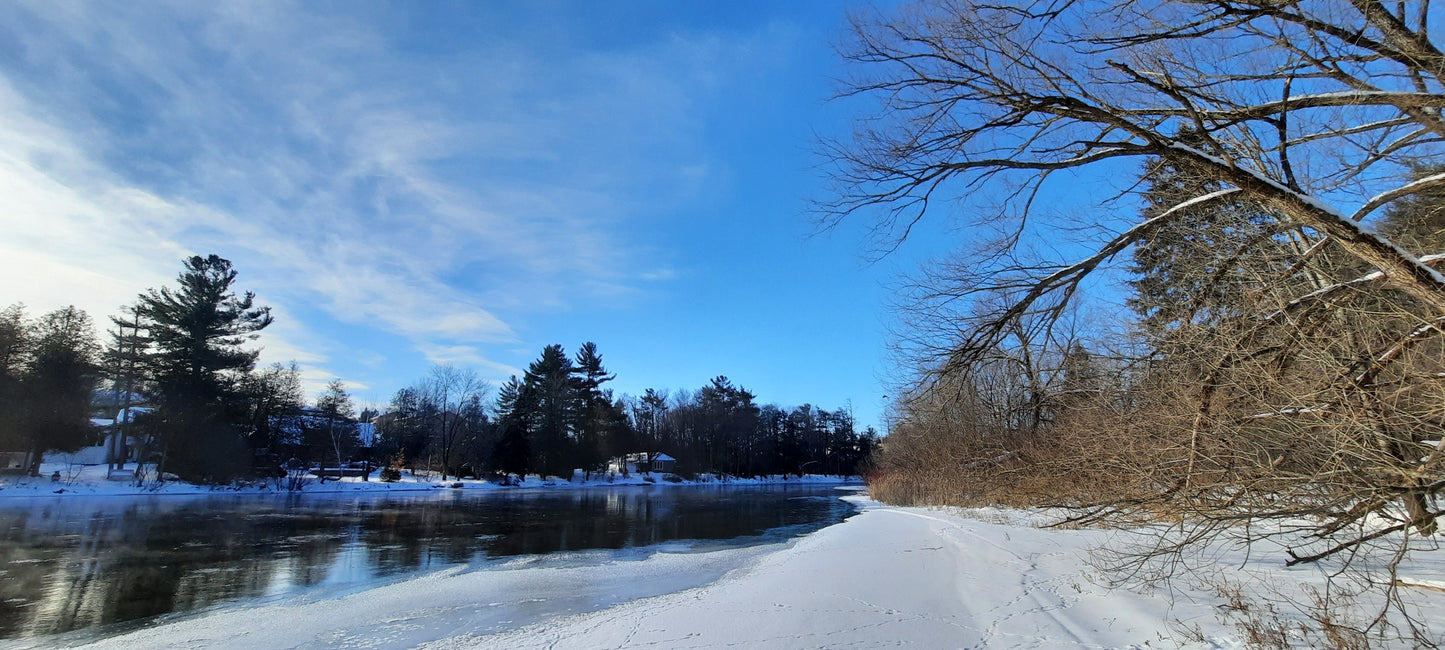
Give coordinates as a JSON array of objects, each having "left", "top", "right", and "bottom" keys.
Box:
[{"left": 0, "top": 483, "right": 857, "bottom": 641}]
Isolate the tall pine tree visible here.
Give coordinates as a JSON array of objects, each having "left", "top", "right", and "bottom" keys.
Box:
[
  {"left": 492, "top": 375, "right": 531, "bottom": 478},
  {"left": 1127, "top": 157, "right": 1287, "bottom": 338},
  {"left": 133, "top": 255, "right": 272, "bottom": 482},
  {"left": 573, "top": 342, "right": 616, "bottom": 478},
  {"left": 520, "top": 344, "right": 577, "bottom": 478}
]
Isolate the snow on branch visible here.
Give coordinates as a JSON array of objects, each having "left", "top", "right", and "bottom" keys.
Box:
[
  {"left": 1354, "top": 315, "right": 1445, "bottom": 386},
  {"left": 941, "top": 188, "right": 1243, "bottom": 374},
  {"left": 1162, "top": 142, "right": 1445, "bottom": 300},
  {"left": 1262, "top": 254, "right": 1445, "bottom": 323},
  {"left": 1246, "top": 407, "right": 1323, "bottom": 420},
  {"left": 1289, "top": 117, "right": 1417, "bottom": 145},
  {"left": 1119, "top": 91, "right": 1445, "bottom": 121},
  {"left": 1351, "top": 172, "right": 1445, "bottom": 222}
]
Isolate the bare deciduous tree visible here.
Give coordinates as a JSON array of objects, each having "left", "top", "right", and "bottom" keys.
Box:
[
  {"left": 420, "top": 365, "right": 488, "bottom": 481},
  {"left": 826, "top": 0, "right": 1445, "bottom": 354},
  {"left": 840, "top": 0, "right": 1445, "bottom": 639}
]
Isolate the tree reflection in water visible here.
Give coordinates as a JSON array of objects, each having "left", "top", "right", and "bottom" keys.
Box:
[{"left": 0, "top": 485, "right": 855, "bottom": 639}]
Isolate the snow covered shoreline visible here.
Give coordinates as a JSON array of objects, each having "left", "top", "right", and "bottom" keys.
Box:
[
  {"left": 0, "top": 461, "right": 858, "bottom": 499},
  {"left": 11, "top": 489, "right": 1445, "bottom": 648},
  {"left": 429, "top": 498, "right": 1230, "bottom": 649}
]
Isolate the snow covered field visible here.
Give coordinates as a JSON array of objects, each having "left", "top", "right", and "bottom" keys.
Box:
[{"left": 15, "top": 493, "right": 1441, "bottom": 649}]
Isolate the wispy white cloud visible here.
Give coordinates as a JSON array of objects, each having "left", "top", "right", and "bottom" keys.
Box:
[
  {"left": 416, "top": 344, "right": 524, "bottom": 382},
  {"left": 0, "top": 0, "right": 785, "bottom": 396}
]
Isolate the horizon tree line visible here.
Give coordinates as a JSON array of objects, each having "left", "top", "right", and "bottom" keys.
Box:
[
  {"left": 374, "top": 343, "right": 878, "bottom": 480},
  {"left": 2, "top": 254, "right": 876, "bottom": 483}
]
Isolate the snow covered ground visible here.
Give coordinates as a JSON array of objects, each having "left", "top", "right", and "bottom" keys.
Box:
[{"left": 18, "top": 494, "right": 1442, "bottom": 649}]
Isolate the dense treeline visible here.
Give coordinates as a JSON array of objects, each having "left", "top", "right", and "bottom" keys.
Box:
[
  {"left": 375, "top": 344, "right": 878, "bottom": 480},
  {"left": 0, "top": 305, "right": 101, "bottom": 465},
  {"left": 871, "top": 161, "right": 1445, "bottom": 516},
  {"left": 3, "top": 254, "right": 873, "bottom": 484}
]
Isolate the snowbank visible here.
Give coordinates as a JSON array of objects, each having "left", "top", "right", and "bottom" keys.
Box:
[
  {"left": 0, "top": 462, "right": 857, "bottom": 499},
  {"left": 425, "top": 498, "right": 1226, "bottom": 649}
]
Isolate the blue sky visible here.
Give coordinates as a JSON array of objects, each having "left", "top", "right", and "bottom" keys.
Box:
[{"left": 0, "top": 0, "right": 928, "bottom": 431}]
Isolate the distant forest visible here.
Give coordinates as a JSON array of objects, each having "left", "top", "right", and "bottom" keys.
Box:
[{"left": 0, "top": 254, "right": 876, "bottom": 483}]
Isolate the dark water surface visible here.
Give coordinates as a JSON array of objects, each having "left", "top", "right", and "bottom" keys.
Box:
[{"left": 0, "top": 484, "right": 857, "bottom": 640}]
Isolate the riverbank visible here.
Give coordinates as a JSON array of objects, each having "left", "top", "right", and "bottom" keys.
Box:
[
  {"left": 44, "top": 495, "right": 1445, "bottom": 649},
  {"left": 0, "top": 461, "right": 856, "bottom": 498}
]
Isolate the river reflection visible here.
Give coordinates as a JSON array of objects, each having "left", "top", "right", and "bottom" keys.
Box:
[{"left": 0, "top": 484, "right": 856, "bottom": 639}]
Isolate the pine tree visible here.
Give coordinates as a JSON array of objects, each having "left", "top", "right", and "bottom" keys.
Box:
[
  {"left": 520, "top": 344, "right": 577, "bottom": 478},
  {"left": 492, "top": 375, "right": 531, "bottom": 478},
  {"left": 1126, "top": 158, "right": 1287, "bottom": 337},
  {"left": 573, "top": 342, "right": 615, "bottom": 478},
  {"left": 697, "top": 376, "right": 758, "bottom": 476},
  {"left": 101, "top": 306, "right": 148, "bottom": 407},
  {"left": 132, "top": 254, "right": 273, "bottom": 482},
  {"left": 1056, "top": 342, "right": 1102, "bottom": 412},
  {"left": 375, "top": 386, "right": 428, "bottom": 466},
  {"left": 634, "top": 388, "right": 668, "bottom": 453}
]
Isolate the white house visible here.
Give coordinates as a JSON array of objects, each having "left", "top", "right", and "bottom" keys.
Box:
[
  {"left": 608, "top": 452, "right": 677, "bottom": 475},
  {"left": 650, "top": 453, "right": 676, "bottom": 473}
]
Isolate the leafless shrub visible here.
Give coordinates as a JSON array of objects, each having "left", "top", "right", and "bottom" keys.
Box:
[{"left": 1202, "top": 576, "right": 1393, "bottom": 650}]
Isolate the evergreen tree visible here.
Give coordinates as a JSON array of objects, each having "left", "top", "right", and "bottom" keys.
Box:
[
  {"left": 822, "top": 408, "right": 858, "bottom": 475},
  {"left": 1126, "top": 158, "right": 1286, "bottom": 337},
  {"left": 633, "top": 388, "right": 668, "bottom": 452},
  {"left": 492, "top": 375, "right": 531, "bottom": 477},
  {"left": 375, "top": 386, "right": 429, "bottom": 466},
  {"left": 100, "top": 306, "right": 148, "bottom": 406},
  {"left": 1056, "top": 342, "right": 1102, "bottom": 412},
  {"left": 132, "top": 254, "right": 273, "bottom": 482},
  {"left": 100, "top": 306, "right": 149, "bottom": 469},
  {"left": 602, "top": 396, "right": 636, "bottom": 469},
  {"left": 697, "top": 376, "right": 758, "bottom": 476},
  {"left": 573, "top": 342, "right": 615, "bottom": 477},
  {"left": 520, "top": 344, "right": 577, "bottom": 478},
  {"left": 451, "top": 391, "right": 494, "bottom": 478},
  {"left": 853, "top": 426, "right": 881, "bottom": 476},
  {"left": 757, "top": 404, "right": 790, "bottom": 475}
]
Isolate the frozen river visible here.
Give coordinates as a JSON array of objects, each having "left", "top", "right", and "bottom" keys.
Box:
[{"left": 0, "top": 483, "right": 858, "bottom": 645}]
